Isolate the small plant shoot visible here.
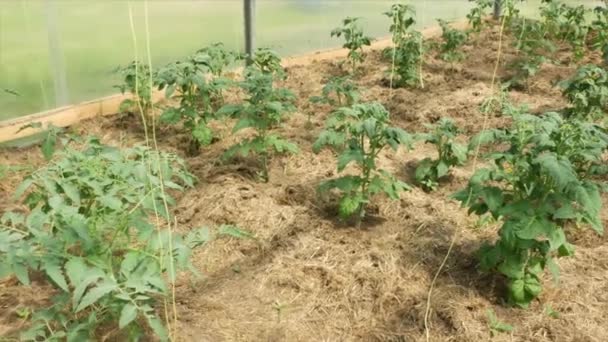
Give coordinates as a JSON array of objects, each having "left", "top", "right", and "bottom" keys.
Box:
[
  {"left": 313, "top": 102, "right": 412, "bottom": 225},
  {"left": 415, "top": 118, "right": 467, "bottom": 191},
  {"left": 455, "top": 113, "right": 605, "bottom": 308},
  {"left": 218, "top": 68, "right": 298, "bottom": 182},
  {"left": 331, "top": 17, "right": 372, "bottom": 73}
]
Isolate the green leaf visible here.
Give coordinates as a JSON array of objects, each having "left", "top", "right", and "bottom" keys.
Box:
[
  {"left": 514, "top": 216, "right": 547, "bottom": 240},
  {"left": 547, "top": 227, "right": 566, "bottom": 251},
  {"left": 119, "top": 304, "right": 138, "bottom": 329},
  {"left": 43, "top": 261, "right": 69, "bottom": 292},
  {"left": 524, "top": 275, "right": 542, "bottom": 297},
  {"left": 76, "top": 280, "right": 118, "bottom": 312},
  {"left": 61, "top": 183, "right": 81, "bottom": 204},
  {"left": 436, "top": 160, "right": 449, "bottom": 178},
  {"left": 192, "top": 123, "right": 213, "bottom": 146},
  {"left": 498, "top": 253, "right": 525, "bottom": 279},
  {"left": 72, "top": 274, "right": 103, "bottom": 309},
  {"left": 232, "top": 118, "right": 256, "bottom": 133},
  {"left": 534, "top": 154, "right": 578, "bottom": 191},
  {"left": 337, "top": 148, "right": 364, "bottom": 171},
  {"left": 65, "top": 258, "right": 88, "bottom": 286},
  {"left": 13, "top": 178, "right": 34, "bottom": 199},
  {"left": 339, "top": 195, "right": 363, "bottom": 219},
  {"left": 509, "top": 279, "right": 526, "bottom": 305},
  {"left": 12, "top": 263, "right": 30, "bottom": 286},
  {"left": 147, "top": 315, "right": 169, "bottom": 341},
  {"left": 159, "top": 108, "right": 181, "bottom": 124}
]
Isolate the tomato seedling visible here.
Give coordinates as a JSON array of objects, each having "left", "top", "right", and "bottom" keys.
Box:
[
  {"left": 313, "top": 102, "right": 412, "bottom": 225},
  {"left": 218, "top": 68, "right": 298, "bottom": 182},
  {"left": 415, "top": 118, "right": 467, "bottom": 191},
  {"left": 383, "top": 4, "right": 424, "bottom": 88},
  {"left": 331, "top": 17, "right": 372, "bottom": 73}
]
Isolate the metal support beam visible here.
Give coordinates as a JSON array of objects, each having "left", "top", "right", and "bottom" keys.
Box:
[
  {"left": 493, "top": 0, "right": 502, "bottom": 19},
  {"left": 244, "top": 0, "right": 255, "bottom": 65},
  {"left": 45, "top": 0, "right": 69, "bottom": 107}
]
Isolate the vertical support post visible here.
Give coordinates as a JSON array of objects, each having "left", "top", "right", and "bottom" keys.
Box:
[
  {"left": 493, "top": 0, "right": 502, "bottom": 20},
  {"left": 45, "top": 0, "right": 69, "bottom": 107},
  {"left": 244, "top": 0, "right": 255, "bottom": 65}
]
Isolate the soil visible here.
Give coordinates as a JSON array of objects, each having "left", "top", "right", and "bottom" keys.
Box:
[{"left": 2, "top": 22, "right": 608, "bottom": 342}]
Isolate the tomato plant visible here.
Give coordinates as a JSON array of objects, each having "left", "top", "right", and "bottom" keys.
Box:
[
  {"left": 157, "top": 47, "right": 235, "bottom": 155},
  {"left": 313, "top": 102, "right": 412, "bottom": 224},
  {"left": 480, "top": 83, "right": 528, "bottom": 117},
  {"left": 310, "top": 76, "right": 360, "bottom": 108},
  {"left": 194, "top": 42, "right": 243, "bottom": 77},
  {"left": 114, "top": 61, "right": 154, "bottom": 123},
  {"left": 590, "top": 6, "right": 608, "bottom": 64},
  {"left": 467, "top": 0, "right": 494, "bottom": 33},
  {"left": 559, "top": 64, "right": 608, "bottom": 120},
  {"left": 0, "top": 137, "right": 207, "bottom": 340},
  {"left": 415, "top": 118, "right": 467, "bottom": 191},
  {"left": 540, "top": 1, "right": 589, "bottom": 61},
  {"left": 250, "top": 48, "right": 286, "bottom": 80},
  {"left": 218, "top": 68, "right": 298, "bottom": 182},
  {"left": 383, "top": 4, "right": 424, "bottom": 87},
  {"left": 508, "top": 20, "right": 556, "bottom": 88},
  {"left": 331, "top": 17, "right": 372, "bottom": 73},
  {"left": 436, "top": 19, "right": 468, "bottom": 63},
  {"left": 456, "top": 112, "right": 605, "bottom": 308}
]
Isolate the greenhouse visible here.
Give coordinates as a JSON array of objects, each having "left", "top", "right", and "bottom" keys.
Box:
[{"left": 1, "top": 0, "right": 607, "bottom": 340}]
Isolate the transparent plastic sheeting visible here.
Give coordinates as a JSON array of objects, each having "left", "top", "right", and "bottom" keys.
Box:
[{"left": 0, "top": 0, "right": 602, "bottom": 122}]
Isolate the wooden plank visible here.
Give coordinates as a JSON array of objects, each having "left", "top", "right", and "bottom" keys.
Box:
[
  {"left": 0, "top": 92, "right": 163, "bottom": 143},
  {"left": 0, "top": 20, "right": 468, "bottom": 144}
]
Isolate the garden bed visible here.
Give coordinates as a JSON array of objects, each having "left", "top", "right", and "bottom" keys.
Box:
[{"left": 1, "top": 22, "right": 608, "bottom": 341}]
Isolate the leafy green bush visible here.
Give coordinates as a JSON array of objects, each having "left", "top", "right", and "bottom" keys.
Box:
[
  {"left": 313, "top": 102, "right": 412, "bottom": 224},
  {"left": 559, "top": 64, "right": 608, "bottom": 119},
  {"left": 114, "top": 61, "right": 155, "bottom": 122},
  {"left": 218, "top": 68, "right": 298, "bottom": 182},
  {"left": 415, "top": 118, "right": 467, "bottom": 191},
  {"left": 0, "top": 137, "right": 206, "bottom": 340},
  {"left": 331, "top": 17, "right": 372, "bottom": 73},
  {"left": 455, "top": 112, "right": 605, "bottom": 308},
  {"left": 157, "top": 46, "right": 236, "bottom": 155},
  {"left": 383, "top": 4, "right": 424, "bottom": 87},
  {"left": 436, "top": 19, "right": 468, "bottom": 63}
]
